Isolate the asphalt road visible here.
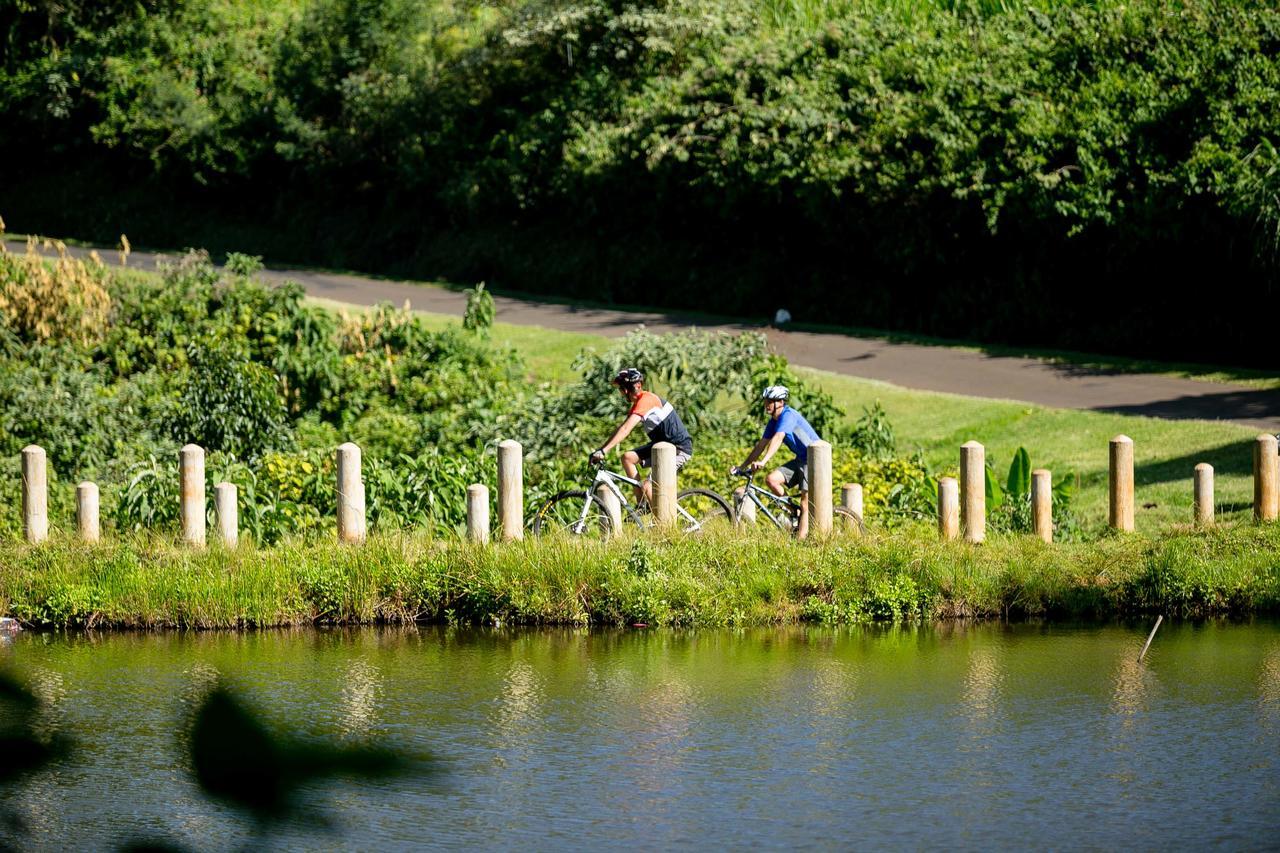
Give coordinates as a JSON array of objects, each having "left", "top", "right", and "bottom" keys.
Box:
[{"left": 10, "top": 238, "right": 1279, "bottom": 431}]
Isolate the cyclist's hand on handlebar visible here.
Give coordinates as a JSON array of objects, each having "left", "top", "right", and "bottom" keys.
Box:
[
  {"left": 589, "top": 449, "right": 605, "bottom": 466},
  {"left": 748, "top": 460, "right": 765, "bottom": 472}
]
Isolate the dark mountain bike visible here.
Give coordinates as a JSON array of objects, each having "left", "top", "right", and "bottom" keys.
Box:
[{"left": 726, "top": 467, "right": 865, "bottom": 535}]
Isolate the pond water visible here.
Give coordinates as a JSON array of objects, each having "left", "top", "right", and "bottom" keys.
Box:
[{"left": 1, "top": 620, "right": 1278, "bottom": 850}]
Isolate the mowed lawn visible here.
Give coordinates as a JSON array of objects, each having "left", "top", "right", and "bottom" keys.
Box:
[
  {"left": 314, "top": 297, "right": 1265, "bottom": 534},
  {"left": 803, "top": 369, "right": 1261, "bottom": 531}
]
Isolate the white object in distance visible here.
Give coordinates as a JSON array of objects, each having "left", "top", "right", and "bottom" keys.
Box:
[{"left": 773, "top": 308, "right": 792, "bottom": 326}]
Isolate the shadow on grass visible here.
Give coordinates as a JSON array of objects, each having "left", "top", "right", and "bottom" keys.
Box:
[
  {"left": 1134, "top": 438, "right": 1264, "bottom": 486},
  {"left": 1097, "top": 388, "right": 1280, "bottom": 429}
]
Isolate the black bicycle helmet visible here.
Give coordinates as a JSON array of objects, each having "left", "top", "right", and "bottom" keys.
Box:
[{"left": 613, "top": 367, "right": 644, "bottom": 387}]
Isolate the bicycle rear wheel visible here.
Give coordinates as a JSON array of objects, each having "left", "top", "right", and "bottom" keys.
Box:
[
  {"left": 532, "top": 490, "right": 615, "bottom": 539},
  {"left": 675, "top": 488, "right": 735, "bottom": 535}
]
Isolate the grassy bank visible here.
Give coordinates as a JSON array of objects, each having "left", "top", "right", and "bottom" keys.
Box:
[{"left": 3, "top": 525, "right": 1277, "bottom": 630}]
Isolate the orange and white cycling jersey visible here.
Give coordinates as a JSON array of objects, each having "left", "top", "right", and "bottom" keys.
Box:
[{"left": 628, "top": 391, "right": 693, "bottom": 453}]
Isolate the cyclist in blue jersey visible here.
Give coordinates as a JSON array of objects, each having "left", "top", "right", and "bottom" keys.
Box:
[{"left": 735, "top": 385, "right": 821, "bottom": 539}]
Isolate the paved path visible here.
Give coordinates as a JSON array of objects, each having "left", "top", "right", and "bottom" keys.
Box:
[{"left": 12, "top": 239, "right": 1280, "bottom": 431}]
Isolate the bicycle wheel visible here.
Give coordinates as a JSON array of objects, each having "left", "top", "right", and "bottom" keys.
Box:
[
  {"left": 833, "top": 505, "right": 866, "bottom": 536},
  {"left": 532, "top": 490, "right": 615, "bottom": 539},
  {"left": 675, "top": 488, "right": 735, "bottom": 535}
]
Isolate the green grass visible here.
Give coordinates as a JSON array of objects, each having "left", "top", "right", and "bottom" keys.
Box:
[
  {"left": 2, "top": 524, "right": 1276, "bottom": 629},
  {"left": 800, "top": 368, "right": 1263, "bottom": 532}
]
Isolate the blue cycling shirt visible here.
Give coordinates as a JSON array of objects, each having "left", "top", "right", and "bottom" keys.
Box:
[{"left": 762, "top": 406, "right": 820, "bottom": 465}]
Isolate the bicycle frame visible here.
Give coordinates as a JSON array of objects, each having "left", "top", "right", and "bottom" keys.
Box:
[
  {"left": 734, "top": 476, "right": 800, "bottom": 532},
  {"left": 571, "top": 467, "right": 705, "bottom": 532}
]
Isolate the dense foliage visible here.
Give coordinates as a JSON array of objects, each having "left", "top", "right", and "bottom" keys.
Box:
[
  {"left": 2, "top": 0, "right": 1277, "bottom": 365},
  {"left": 0, "top": 241, "right": 931, "bottom": 542}
]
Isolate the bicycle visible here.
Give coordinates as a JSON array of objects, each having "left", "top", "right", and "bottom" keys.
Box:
[
  {"left": 532, "top": 463, "right": 734, "bottom": 538},
  {"left": 725, "top": 466, "right": 865, "bottom": 536}
]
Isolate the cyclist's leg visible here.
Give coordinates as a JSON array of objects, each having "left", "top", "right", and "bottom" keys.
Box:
[
  {"left": 794, "top": 461, "right": 811, "bottom": 540},
  {"left": 625, "top": 443, "right": 653, "bottom": 505},
  {"left": 772, "top": 458, "right": 809, "bottom": 538},
  {"left": 764, "top": 467, "right": 787, "bottom": 497}
]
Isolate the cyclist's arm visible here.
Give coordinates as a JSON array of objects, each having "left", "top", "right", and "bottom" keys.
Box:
[
  {"left": 598, "top": 413, "right": 643, "bottom": 455},
  {"left": 740, "top": 436, "right": 771, "bottom": 468},
  {"left": 753, "top": 431, "right": 788, "bottom": 468}
]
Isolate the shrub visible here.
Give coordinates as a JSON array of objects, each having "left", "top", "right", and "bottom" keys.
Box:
[
  {"left": 167, "top": 344, "right": 290, "bottom": 459},
  {"left": 0, "top": 237, "right": 111, "bottom": 346}
]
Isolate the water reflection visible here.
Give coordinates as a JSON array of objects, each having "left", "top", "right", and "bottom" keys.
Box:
[
  {"left": 962, "top": 645, "right": 1004, "bottom": 727},
  {"left": 0, "top": 621, "right": 1275, "bottom": 848},
  {"left": 492, "top": 659, "right": 543, "bottom": 753},
  {"left": 340, "top": 659, "right": 383, "bottom": 739},
  {"left": 1110, "top": 654, "right": 1155, "bottom": 723},
  {"left": 1258, "top": 642, "right": 1280, "bottom": 734},
  {"left": 26, "top": 666, "right": 67, "bottom": 741}
]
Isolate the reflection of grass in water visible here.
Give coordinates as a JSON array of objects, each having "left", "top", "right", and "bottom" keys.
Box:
[{"left": 1, "top": 523, "right": 1277, "bottom": 629}]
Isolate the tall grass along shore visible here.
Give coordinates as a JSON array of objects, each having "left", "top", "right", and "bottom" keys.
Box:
[{"left": 3, "top": 525, "right": 1277, "bottom": 630}]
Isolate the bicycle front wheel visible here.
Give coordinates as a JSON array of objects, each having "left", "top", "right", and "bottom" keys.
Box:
[
  {"left": 675, "top": 488, "right": 735, "bottom": 535},
  {"left": 833, "top": 505, "right": 866, "bottom": 536},
  {"left": 532, "top": 490, "right": 616, "bottom": 539}
]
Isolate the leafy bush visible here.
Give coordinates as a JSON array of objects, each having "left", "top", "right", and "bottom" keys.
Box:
[
  {"left": 167, "top": 344, "right": 290, "bottom": 458},
  {"left": 846, "top": 402, "right": 895, "bottom": 461},
  {"left": 463, "top": 282, "right": 495, "bottom": 334},
  {"left": 0, "top": 238, "right": 111, "bottom": 346},
  {"left": 986, "top": 447, "right": 1079, "bottom": 539}
]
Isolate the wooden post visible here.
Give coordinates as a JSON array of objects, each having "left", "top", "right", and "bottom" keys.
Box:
[
  {"left": 841, "top": 483, "right": 863, "bottom": 519},
  {"left": 938, "top": 477, "right": 959, "bottom": 541},
  {"left": 1031, "top": 469, "right": 1052, "bottom": 543},
  {"left": 214, "top": 482, "right": 238, "bottom": 548},
  {"left": 1194, "top": 463, "right": 1214, "bottom": 528},
  {"left": 77, "top": 481, "right": 100, "bottom": 544},
  {"left": 596, "top": 483, "right": 623, "bottom": 534},
  {"left": 1109, "top": 435, "right": 1134, "bottom": 532},
  {"left": 807, "top": 440, "right": 833, "bottom": 537},
  {"left": 651, "top": 442, "right": 677, "bottom": 528},
  {"left": 497, "top": 440, "right": 524, "bottom": 541},
  {"left": 960, "top": 441, "right": 985, "bottom": 543},
  {"left": 180, "top": 443, "right": 205, "bottom": 547},
  {"left": 21, "top": 445, "right": 47, "bottom": 544},
  {"left": 336, "top": 442, "right": 366, "bottom": 545},
  {"left": 1253, "top": 434, "right": 1278, "bottom": 522},
  {"left": 466, "top": 484, "right": 490, "bottom": 544}
]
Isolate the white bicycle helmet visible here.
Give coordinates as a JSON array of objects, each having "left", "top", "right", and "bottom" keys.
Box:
[{"left": 761, "top": 385, "right": 790, "bottom": 401}]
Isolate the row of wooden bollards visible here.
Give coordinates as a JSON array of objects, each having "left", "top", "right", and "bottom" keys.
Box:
[
  {"left": 15, "top": 433, "right": 1280, "bottom": 545},
  {"left": 938, "top": 433, "right": 1280, "bottom": 542},
  {"left": 16, "top": 438, "right": 841, "bottom": 545}
]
